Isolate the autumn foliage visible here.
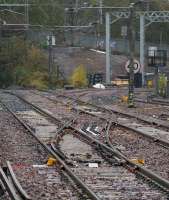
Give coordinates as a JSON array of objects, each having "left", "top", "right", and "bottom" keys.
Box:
[
  {"left": 0, "top": 37, "right": 48, "bottom": 89},
  {"left": 70, "top": 65, "right": 88, "bottom": 88}
]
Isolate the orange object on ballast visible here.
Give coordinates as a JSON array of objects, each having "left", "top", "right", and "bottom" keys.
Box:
[
  {"left": 47, "top": 157, "right": 57, "bottom": 166},
  {"left": 130, "top": 158, "right": 145, "bottom": 165},
  {"left": 121, "top": 96, "right": 128, "bottom": 103}
]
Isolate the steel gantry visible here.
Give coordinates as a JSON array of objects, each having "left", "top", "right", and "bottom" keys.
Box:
[
  {"left": 111, "top": 11, "right": 169, "bottom": 23},
  {"left": 0, "top": 2, "right": 29, "bottom": 30},
  {"left": 110, "top": 10, "right": 169, "bottom": 86}
]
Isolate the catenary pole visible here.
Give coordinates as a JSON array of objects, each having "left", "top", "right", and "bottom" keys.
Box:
[
  {"left": 128, "top": 4, "right": 135, "bottom": 107},
  {"left": 106, "top": 12, "right": 111, "bottom": 84},
  {"left": 140, "top": 13, "right": 145, "bottom": 86}
]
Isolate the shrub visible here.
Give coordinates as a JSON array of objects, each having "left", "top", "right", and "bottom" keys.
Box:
[
  {"left": 70, "top": 64, "right": 88, "bottom": 88},
  {"left": 26, "top": 45, "right": 48, "bottom": 71},
  {"left": 14, "top": 66, "right": 30, "bottom": 86},
  {"left": 0, "top": 65, "right": 14, "bottom": 87},
  {"left": 22, "top": 71, "right": 48, "bottom": 90},
  {"left": 158, "top": 73, "right": 167, "bottom": 97},
  {"left": 0, "top": 37, "right": 50, "bottom": 89}
]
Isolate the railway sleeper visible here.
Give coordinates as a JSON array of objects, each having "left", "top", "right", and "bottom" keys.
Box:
[{"left": 2, "top": 91, "right": 169, "bottom": 194}]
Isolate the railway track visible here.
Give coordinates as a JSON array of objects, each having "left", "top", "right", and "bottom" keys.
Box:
[
  {"left": 4, "top": 91, "right": 169, "bottom": 167},
  {"left": 57, "top": 93, "right": 169, "bottom": 129},
  {"left": 134, "top": 98, "right": 169, "bottom": 120},
  {"left": 55, "top": 128, "right": 168, "bottom": 199},
  {"left": 0, "top": 161, "right": 31, "bottom": 200},
  {"left": 136, "top": 97, "right": 169, "bottom": 106},
  {"left": 55, "top": 88, "right": 167, "bottom": 123},
  {"left": 106, "top": 124, "right": 169, "bottom": 180},
  {"left": 1, "top": 91, "right": 169, "bottom": 199},
  {"left": 59, "top": 87, "right": 153, "bottom": 107},
  {"left": 0, "top": 93, "right": 100, "bottom": 200},
  {"left": 71, "top": 90, "right": 169, "bottom": 123},
  {"left": 34, "top": 91, "right": 169, "bottom": 180},
  {"left": 37, "top": 91, "right": 169, "bottom": 180},
  {"left": 23, "top": 90, "right": 169, "bottom": 144}
]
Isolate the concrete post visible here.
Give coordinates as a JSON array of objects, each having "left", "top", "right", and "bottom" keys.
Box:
[
  {"left": 140, "top": 14, "right": 145, "bottom": 86},
  {"left": 48, "top": 35, "right": 53, "bottom": 87},
  {"left": 106, "top": 12, "right": 111, "bottom": 84},
  {"left": 25, "top": 0, "right": 29, "bottom": 29},
  {"left": 99, "top": 0, "right": 103, "bottom": 24},
  {"left": 128, "top": 4, "right": 135, "bottom": 108}
]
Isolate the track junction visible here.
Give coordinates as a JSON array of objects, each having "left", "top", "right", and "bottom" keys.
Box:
[{"left": 0, "top": 88, "right": 169, "bottom": 199}]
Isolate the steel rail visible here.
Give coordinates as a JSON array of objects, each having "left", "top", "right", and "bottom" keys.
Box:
[
  {"left": 0, "top": 166, "right": 20, "bottom": 200},
  {"left": 76, "top": 107, "right": 169, "bottom": 149},
  {"left": 55, "top": 93, "right": 169, "bottom": 129},
  {"left": 7, "top": 91, "right": 169, "bottom": 150},
  {"left": 6, "top": 161, "right": 31, "bottom": 200},
  {"left": 135, "top": 98, "right": 163, "bottom": 105},
  {"left": 5, "top": 92, "right": 169, "bottom": 192},
  {"left": 135, "top": 98, "right": 169, "bottom": 106},
  {"left": 75, "top": 128, "right": 169, "bottom": 192},
  {"left": 29, "top": 91, "right": 169, "bottom": 149},
  {"left": 152, "top": 98, "right": 169, "bottom": 106},
  {"left": 0, "top": 100, "right": 101, "bottom": 200},
  {"left": 105, "top": 118, "right": 116, "bottom": 150},
  {"left": 50, "top": 143, "right": 66, "bottom": 160}
]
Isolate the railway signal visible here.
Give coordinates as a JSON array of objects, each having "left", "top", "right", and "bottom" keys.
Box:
[
  {"left": 128, "top": 0, "right": 145, "bottom": 108},
  {"left": 128, "top": 3, "right": 135, "bottom": 108}
]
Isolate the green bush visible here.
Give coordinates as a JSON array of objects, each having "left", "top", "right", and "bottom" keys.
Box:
[
  {"left": 0, "top": 36, "right": 50, "bottom": 89},
  {"left": 0, "top": 36, "right": 67, "bottom": 89},
  {"left": 14, "top": 66, "right": 30, "bottom": 86},
  {"left": 27, "top": 71, "right": 48, "bottom": 90},
  {"left": 0, "top": 66, "right": 14, "bottom": 87},
  {"left": 158, "top": 73, "right": 167, "bottom": 97}
]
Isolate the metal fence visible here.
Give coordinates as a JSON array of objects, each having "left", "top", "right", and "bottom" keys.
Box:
[{"left": 28, "top": 30, "right": 169, "bottom": 58}]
